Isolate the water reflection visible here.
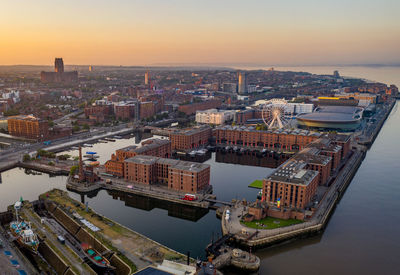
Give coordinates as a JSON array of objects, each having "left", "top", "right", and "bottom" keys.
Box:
[
  {"left": 215, "top": 150, "right": 288, "bottom": 168},
  {"left": 106, "top": 190, "right": 209, "bottom": 222}
]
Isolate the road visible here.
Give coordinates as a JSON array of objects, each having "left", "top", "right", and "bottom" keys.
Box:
[{"left": 0, "top": 122, "right": 139, "bottom": 171}]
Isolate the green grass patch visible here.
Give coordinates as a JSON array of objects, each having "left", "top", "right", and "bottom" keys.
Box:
[
  {"left": 248, "top": 180, "right": 263, "bottom": 189},
  {"left": 241, "top": 217, "right": 303, "bottom": 229}
]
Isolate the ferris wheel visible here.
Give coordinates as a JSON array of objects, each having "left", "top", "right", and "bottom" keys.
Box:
[{"left": 261, "top": 99, "right": 289, "bottom": 129}]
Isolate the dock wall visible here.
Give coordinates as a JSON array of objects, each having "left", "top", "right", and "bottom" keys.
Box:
[
  {"left": 38, "top": 241, "right": 77, "bottom": 275},
  {"left": 43, "top": 201, "right": 132, "bottom": 275},
  {"left": 236, "top": 149, "right": 365, "bottom": 248}
]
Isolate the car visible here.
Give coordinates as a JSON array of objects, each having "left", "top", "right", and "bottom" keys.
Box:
[{"left": 182, "top": 194, "right": 197, "bottom": 201}]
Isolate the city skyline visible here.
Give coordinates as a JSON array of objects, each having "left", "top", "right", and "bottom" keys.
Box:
[{"left": 1, "top": 0, "right": 399, "bottom": 66}]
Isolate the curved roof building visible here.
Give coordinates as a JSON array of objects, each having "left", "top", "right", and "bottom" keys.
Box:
[{"left": 296, "top": 106, "right": 363, "bottom": 131}]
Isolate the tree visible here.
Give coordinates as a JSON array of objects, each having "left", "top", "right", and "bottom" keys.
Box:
[
  {"left": 70, "top": 165, "right": 78, "bottom": 175},
  {"left": 23, "top": 154, "right": 31, "bottom": 162},
  {"left": 83, "top": 123, "right": 90, "bottom": 130},
  {"left": 3, "top": 109, "right": 19, "bottom": 116},
  {"left": 73, "top": 125, "right": 80, "bottom": 132}
]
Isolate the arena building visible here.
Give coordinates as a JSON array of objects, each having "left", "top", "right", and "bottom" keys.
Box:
[{"left": 296, "top": 106, "right": 363, "bottom": 131}]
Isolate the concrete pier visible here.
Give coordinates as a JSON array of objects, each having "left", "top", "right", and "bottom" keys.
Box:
[{"left": 223, "top": 148, "right": 365, "bottom": 248}]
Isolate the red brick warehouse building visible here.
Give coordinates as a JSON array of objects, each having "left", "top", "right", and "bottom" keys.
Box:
[
  {"left": 105, "top": 138, "right": 171, "bottom": 177},
  {"left": 214, "top": 126, "right": 322, "bottom": 151},
  {"left": 169, "top": 126, "right": 212, "bottom": 151},
  {"left": 124, "top": 155, "right": 210, "bottom": 193}
]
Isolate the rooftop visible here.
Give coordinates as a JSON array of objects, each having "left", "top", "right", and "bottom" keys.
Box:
[
  {"left": 118, "top": 138, "right": 170, "bottom": 154},
  {"left": 266, "top": 159, "right": 319, "bottom": 186},
  {"left": 307, "top": 138, "right": 342, "bottom": 153},
  {"left": 216, "top": 125, "right": 323, "bottom": 137},
  {"left": 7, "top": 115, "right": 44, "bottom": 122},
  {"left": 297, "top": 106, "right": 363, "bottom": 123},
  {"left": 170, "top": 125, "right": 211, "bottom": 136},
  {"left": 293, "top": 147, "right": 332, "bottom": 166},
  {"left": 125, "top": 155, "right": 210, "bottom": 172}
]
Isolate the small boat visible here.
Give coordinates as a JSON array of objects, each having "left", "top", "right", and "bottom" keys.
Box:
[
  {"left": 83, "top": 144, "right": 93, "bottom": 147},
  {"left": 104, "top": 138, "right": 115, "bottom": 142},
  {"left": 114, "top": 136, "right": 122, "bottom": 139},
  {"left": 9, "top": 202, "right": 39, "bottom": 254},
  {"left": 196, "top": 149, "right": 207, "bottom": 155},
  {"left": 71, "top": 146, "right": 79, "bottom": 150},
  {"left": 89, "top": 161, "right": 100, "bottom": 167},
  {"left": 81, "top": 243, "right": 114, "bottom": 270},
  {"left": 84, "top": 154, "right": 99, "bottom": 159}
]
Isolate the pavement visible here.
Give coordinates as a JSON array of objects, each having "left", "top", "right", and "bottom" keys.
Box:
[{"left": 224, "top": 149, "right": 363, "bottom": 241}]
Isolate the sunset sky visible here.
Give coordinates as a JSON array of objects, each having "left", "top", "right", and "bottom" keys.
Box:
[{"left": 1, "top": 0, "right": 399, "bottom": 66}]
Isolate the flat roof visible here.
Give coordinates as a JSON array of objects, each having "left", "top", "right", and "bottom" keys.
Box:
[
  {"left": 170, "top": 125, "right": 211, "bottom": 136},
  {"left": 307, "top": 138, "right": 342, "bottom": 153},
  {"left": 7, "top": 115, "right": 43, "bottom": 122},
  {"left": 125, "top": 155, "right": 210, "bottom": 172},
  {"left": 293, "top": 147, "right": 332, "bottom": 166},
  {"left": 216, "top": 125, "right": 322, "bottom": 137},
  {"left": 118, "top": 139, "right": 170, "bottom": 153},
  {"left": 266, "top": 159, "right": 319, "bottom": 186}
]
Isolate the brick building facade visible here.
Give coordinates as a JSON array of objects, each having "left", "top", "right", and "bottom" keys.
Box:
[
  {"left": 178, "top": 99, "right": 222, "bottom": 115},
  {"left": 214, "top": 126, "right": 322, "bottom": 151},
  {"left": 7, "top": 115, "right": 49, "bottom": 141},
  {"left": 124, "top": 155, "right": 210, "bottom": 193},
  {"left": 263, "top": 159, "right": 319, "bottom": 210},
  {"left": 169, "top": 126, "right": 212, "bottom": 151},
  {"left": 105, "top": 138, "right": 171, "bottom": 177}
]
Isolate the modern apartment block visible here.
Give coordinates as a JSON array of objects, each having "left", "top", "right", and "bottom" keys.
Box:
[
  {"left": 7, "top": 115, "right": 49, "bottom": 141},
  {"left": 195, "top": 109, "right": 236, "bottom": 125}
]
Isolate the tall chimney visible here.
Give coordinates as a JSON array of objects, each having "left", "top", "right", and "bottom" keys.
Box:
[{"left": 78, "top": 146, "right": 84, "bottom": 181}]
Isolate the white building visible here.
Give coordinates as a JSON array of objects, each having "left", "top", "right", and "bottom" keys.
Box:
[
  {"left": 196, "top": 109, "right": 236, "bottom": 125},
  {"left": 284, "top": 103, "right": 314, "bottom": 115},
  {"left": 253, "top": 100, "right": 314, "bottom": 115}
]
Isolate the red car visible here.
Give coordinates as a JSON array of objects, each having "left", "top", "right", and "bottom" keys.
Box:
[{"left": 182, "top": 194, "right": 197, "bottom": 201}]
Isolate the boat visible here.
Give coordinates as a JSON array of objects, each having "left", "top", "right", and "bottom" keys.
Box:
[
  {"left": 104, "top": 138, "right": 115, "bottom": 142},
  {"left": 196, "top": 149, "right": 207, "bottom": 155},
  {"left": 114, "top": 135, "right": 122, "bottom": 139},
  {"left": 81, "top": 243, "right": 114, "bottom": 270},
  {"left": 83, "top": 143, "right": 93, "bottom": 147},
  {"left": 9, "top": 201, "right": 39, "bottom": 254},
  {"left": 89, "top": 161, "right": 100, "bottom": 167},
  {"left": 84, "top": 154, "right": 99, "bottom": 159}
]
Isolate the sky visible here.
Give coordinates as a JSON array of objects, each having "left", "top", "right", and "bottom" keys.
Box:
[{"left": 1, "top": 0, "right": 399, "bottom": 66}]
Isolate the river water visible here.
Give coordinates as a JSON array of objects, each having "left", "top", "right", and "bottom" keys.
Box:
[{"left": 0, "top": 66, "right": 399, "bottom": 274}]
